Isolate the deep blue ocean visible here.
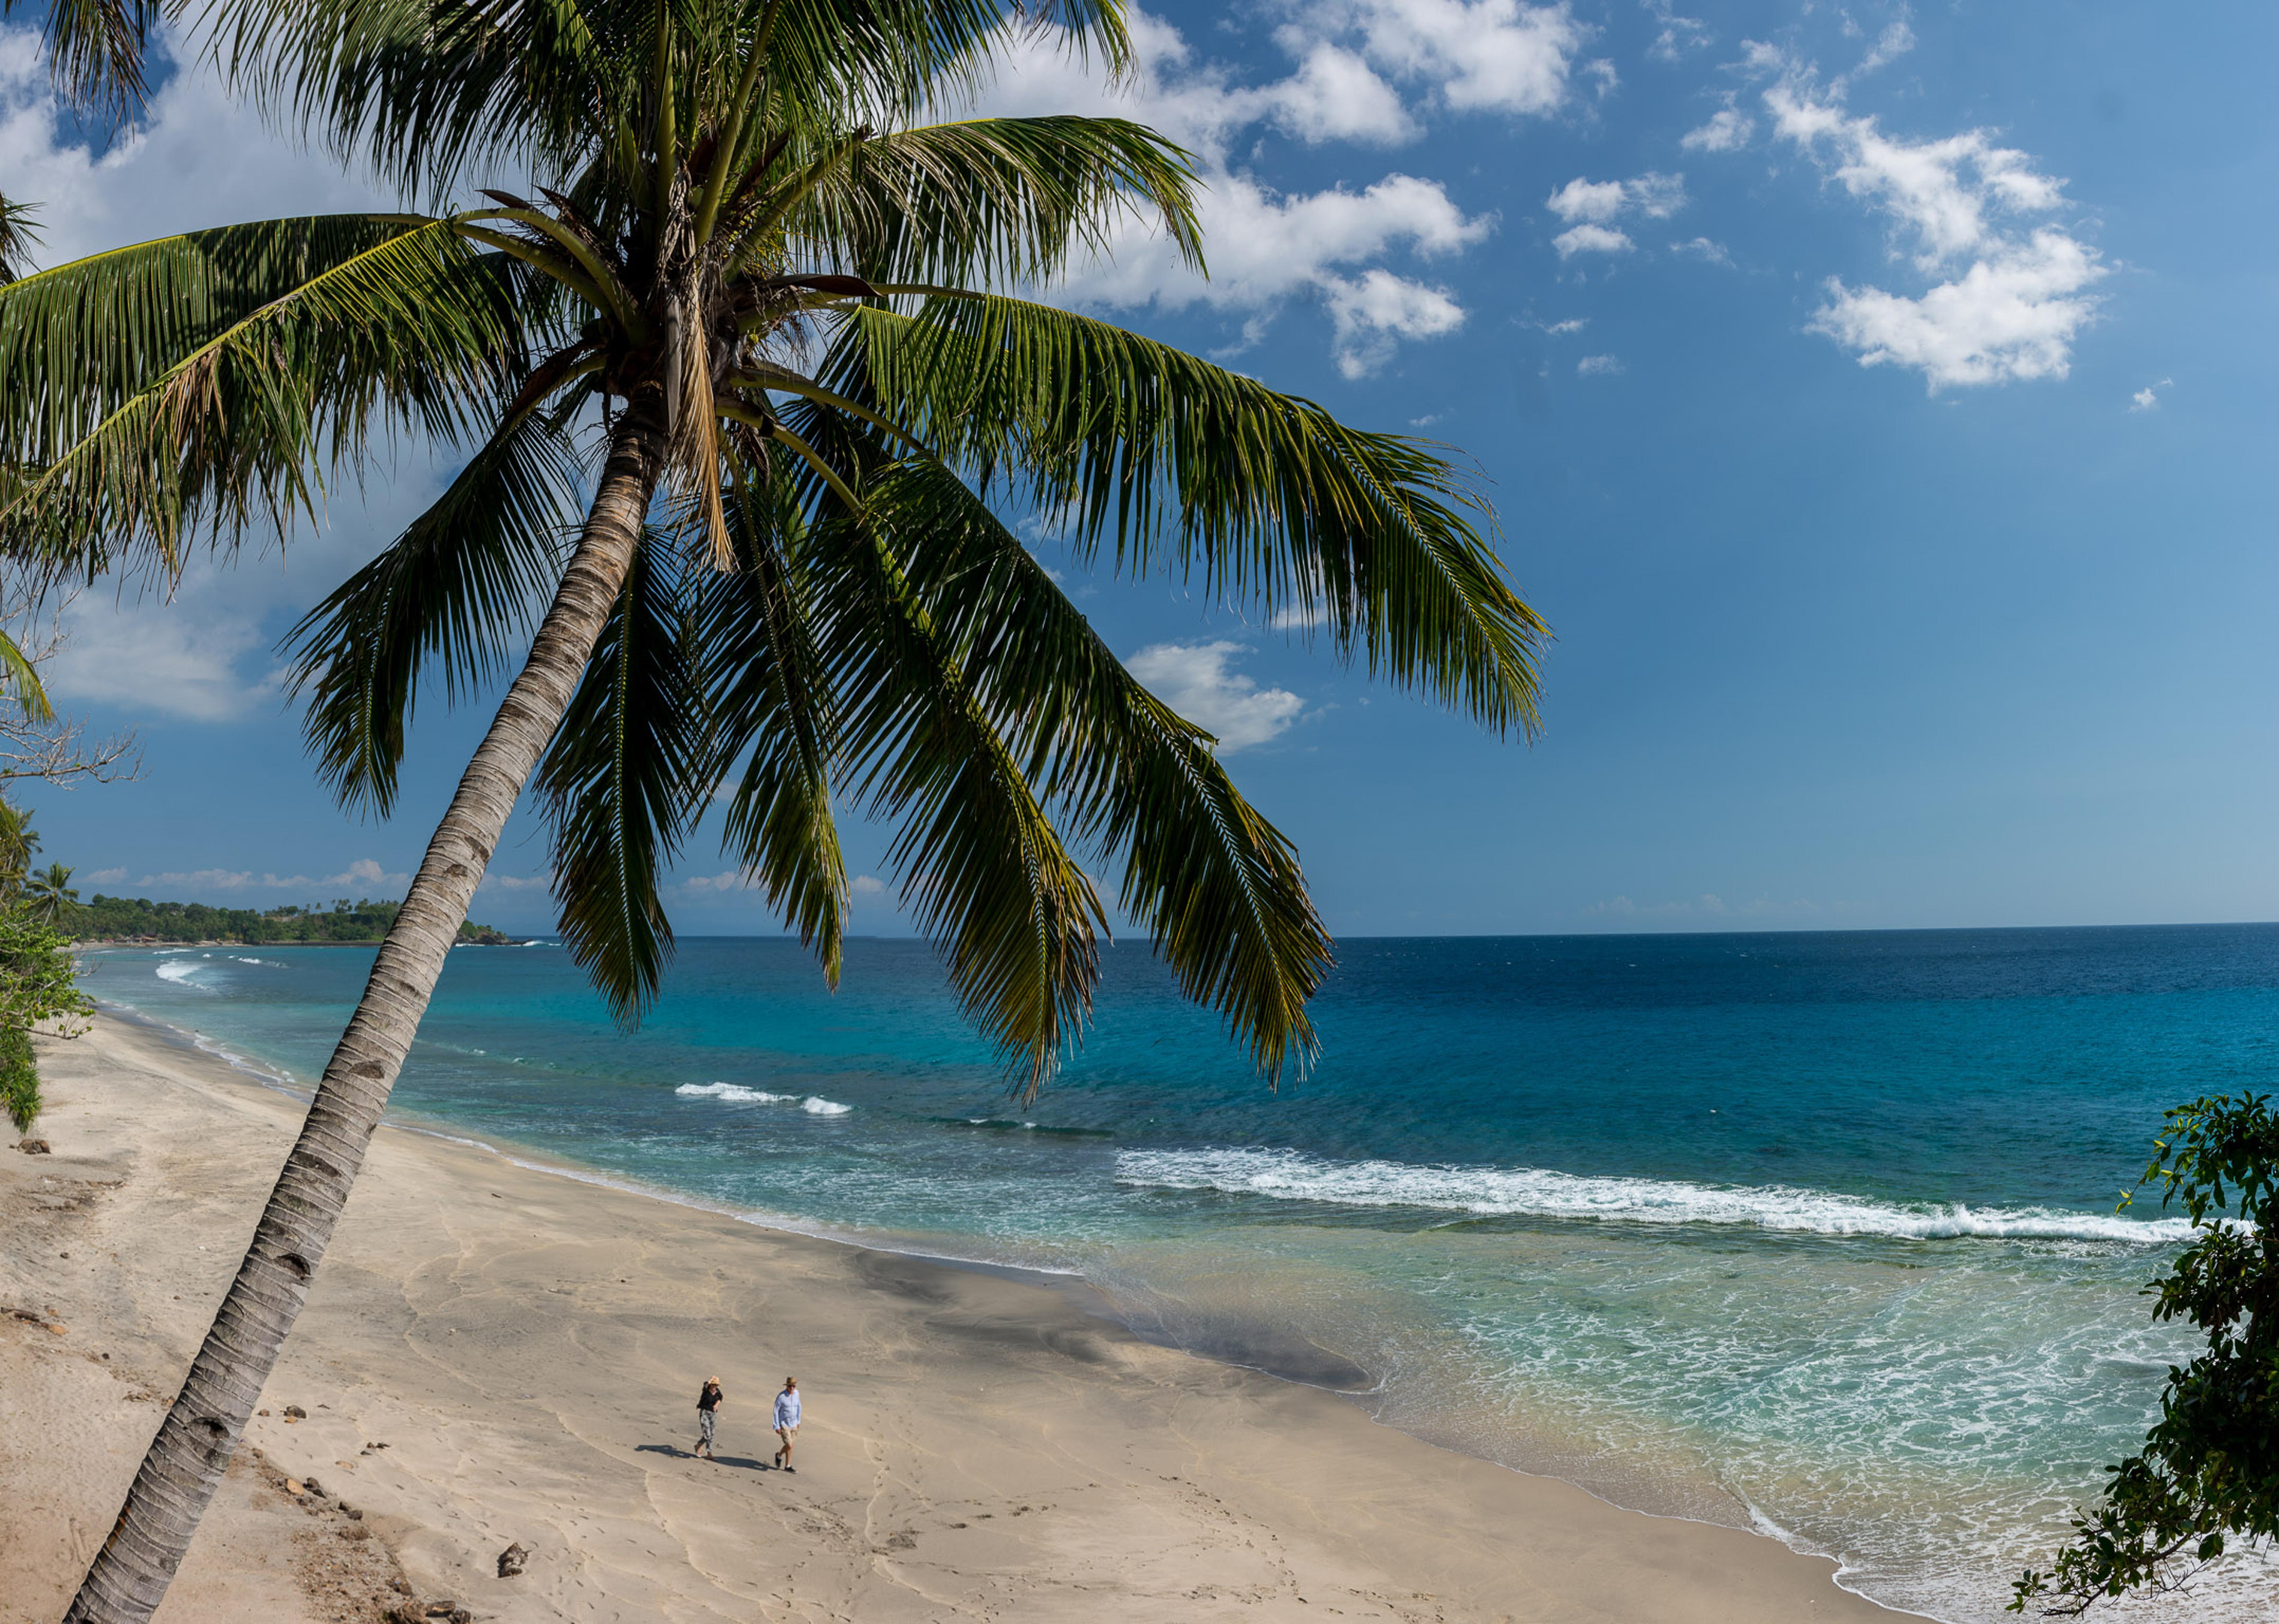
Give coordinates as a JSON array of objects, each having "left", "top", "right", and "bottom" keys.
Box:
[{"left": 87, "top": 925, "right": 2279, "bottom": 1621}]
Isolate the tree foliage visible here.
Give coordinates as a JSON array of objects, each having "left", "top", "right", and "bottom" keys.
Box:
[
  {"left": 2013, "top": 1093, "right": 2279, "bottom": 1613},
  {"left": 3, "top": 0, "right": 1545, "bottom": 1099}
]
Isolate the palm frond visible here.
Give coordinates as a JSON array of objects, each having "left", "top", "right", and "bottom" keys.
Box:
[
  {"left": 774, "top": 114, "right": 1200, "bottom": 288},
  {"left": 536, "top": 525, "right": 706, "bottom": 1023},
  {"left": 0, "top": 627, "right": 55, "bottom": 724},
  {"left": 21, "top": 0, "right": 159, "bottom": 126},
  {"left": 280, "top": 392, "right": 585, "bottom": 817},
  {"left": 840, "top": 293, "right": 1548, "bottom": 737},
  {"left": 842, "top": 450, "right": 1328, "bottom": 1079},
  {"left": 789, "top": 407, "right": 1104, "bottom": 1093},
  {"left": 0, "top": 215, "right": 531, "bottom": 573},
  {"left": 696, "top": 460, "right": 848, "bottom": 980},
  {"left": 0, "top": 191, "right": 42, "bottom": 285}
]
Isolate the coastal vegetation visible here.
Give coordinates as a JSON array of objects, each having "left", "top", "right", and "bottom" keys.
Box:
[
  {"left": 0, "top": 809, "right": 94, "bottom": 1135},
  {"left": 72, "top": 893, "right": 519, "bottom": 945},
  {"left": 2014, "top": 1092, "right": 2279, "bottom": 1614},
  {"left": 2, "top": 2, "right": 1543, "bottom": 1617}
]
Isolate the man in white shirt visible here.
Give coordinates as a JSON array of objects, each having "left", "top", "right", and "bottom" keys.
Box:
[{"left": 773, "top": 1377, "right": 802, "bottom": 1472}]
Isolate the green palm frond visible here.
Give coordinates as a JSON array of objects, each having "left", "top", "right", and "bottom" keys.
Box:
[
  {"left": 0, "top": 627, "right": 55, "bottom": 724},
  {"left": 791, "top": 411, "right": 1104, "bottom": 1092},
  {"left": 781, "top": 115, "right": 1201, "bottom": 288},
  {"left": 281, "top": 393, "right": 585, "bottom": 817},
  {"left": 0, "top": 215, "right": 531, "bottom": 572},
  {"left": 840, "top": 293, "right": 1548, "bottom": 736},
  {"left": 0, "top": 191, "right": 42, "bottom": 285},
  {"left": 697, "top": 465, "right": 848, "bottom": 982},
  {"left": 850, "top": 453, "right": 1330, "bottom": 1077},
  {"left": 537, "top": 526, "right": 707, "bottom": 1023},
  {"left": 16, "top": 0, "right": 160, "bottom": 126}
]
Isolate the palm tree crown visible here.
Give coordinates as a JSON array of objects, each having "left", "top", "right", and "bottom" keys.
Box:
[
  {"left": 6, "top": 0, "right": 1543, "bottom": 1086},
  {"left": 3, "top": 8, "right": 1546, "bottom": 1618}
]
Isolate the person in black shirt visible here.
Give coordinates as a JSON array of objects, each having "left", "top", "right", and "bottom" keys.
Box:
[{"left": 694, "top": 1377, "right": 724, "bottom": 1460}]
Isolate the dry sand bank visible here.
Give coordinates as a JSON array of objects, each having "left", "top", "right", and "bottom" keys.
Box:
[{"left": 1, "top": 1016, "right": 1903, "bottom": 1623}]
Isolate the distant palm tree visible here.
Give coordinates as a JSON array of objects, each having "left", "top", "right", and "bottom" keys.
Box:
[
  {"left": 24, "top": 860, "right": 77, "bottom": 924},
  {"left": 5, "top": 4, "right": 1546, "bottom": 1620}
]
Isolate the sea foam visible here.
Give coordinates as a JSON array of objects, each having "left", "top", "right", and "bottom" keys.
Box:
[
  {"left": 154, "top": 960, "right": 201, "bottom": 984},
  {"left": 1114, "top": 1147, "right": 2197, "bottom": 1243},
  {"left": 676, "top": 1081, "right": 852, "bottom": 1116}
]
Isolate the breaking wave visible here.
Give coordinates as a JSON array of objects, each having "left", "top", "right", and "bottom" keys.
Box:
[
  {"left": 676, "top": 1081, "right": 852, "bottom": 1116},
  {"left": 1114, "top": 1147, "right": 2198, "bottom": 1243}
]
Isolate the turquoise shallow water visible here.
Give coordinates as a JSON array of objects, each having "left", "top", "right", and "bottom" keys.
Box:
[{"left": 88, "top": 926, "right": 2279, "bottom": 1620}]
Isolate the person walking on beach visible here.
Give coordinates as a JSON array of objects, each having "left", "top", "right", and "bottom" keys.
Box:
[
  {"left": 773, "top": 1376, "right": 801, "bottom": 1471},
  {"left": 694, "top": 1376, "right": 724, "bottom": 1460}
]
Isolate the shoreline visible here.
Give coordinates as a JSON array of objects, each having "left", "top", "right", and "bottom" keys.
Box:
[{"left": 1, "top": 1013, "right": 1910, "bottom": 1623}]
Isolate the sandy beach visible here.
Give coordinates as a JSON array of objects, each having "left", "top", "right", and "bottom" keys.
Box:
[{"left": 1, "top": 1015, "right": 1901, "bottom": 1624}]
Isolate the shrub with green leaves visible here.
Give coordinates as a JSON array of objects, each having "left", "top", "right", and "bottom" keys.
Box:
[
  {"left": 0, "top": 1024, "right": 37, "bottom": 1133},
  {"left": 2012, "top": 1092, "right": 2279, "bottom": 1613},
  {"left": 0, "top": 909, "right": 93, "bottom": 1135}
]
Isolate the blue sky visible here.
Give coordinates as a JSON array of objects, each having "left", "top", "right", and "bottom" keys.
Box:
[{"left": 5, "top": 1, "right": 2276, "bottom": 939}]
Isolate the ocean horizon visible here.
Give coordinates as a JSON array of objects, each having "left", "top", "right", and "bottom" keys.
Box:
[{"left": 85, "top": 922, "right": 2279, "bottom": 1622}]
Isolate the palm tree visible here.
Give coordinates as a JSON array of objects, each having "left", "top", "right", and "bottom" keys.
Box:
[
  {"left": 24, "top": 859, "right": 77, "bottom": 925},
  {"left": 3, "top": 3, "right": 1546, "bottom": 1618}
]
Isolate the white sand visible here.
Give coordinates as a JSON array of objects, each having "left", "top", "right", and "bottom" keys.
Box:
[{"left": 1, "top": 1016, "right": 1904, "bottom": 1622}]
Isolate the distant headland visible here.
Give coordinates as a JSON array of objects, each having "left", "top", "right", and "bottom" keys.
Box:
[{"left": 72, "top": 895, "right": 520, "bottom": 947}]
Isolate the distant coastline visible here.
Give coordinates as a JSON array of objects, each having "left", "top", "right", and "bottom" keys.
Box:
[{"left": 70, "top": 893, "right": 520, "bottom": 947}]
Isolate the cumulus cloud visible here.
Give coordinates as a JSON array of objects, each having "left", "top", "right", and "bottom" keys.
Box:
[
  {"left": 2131, "top": 378, "right": 2172, "bottom": 411},
  {"left": 1642, "top": 0, "right": 1711, "bottom": 63},
  {"left": 1341, "top": 0, "right": 1591, "bottom": 115},
  {"left": 1576, "top": 353, "right": 1624, "bottom": 376},
  {"left": 850, "top": 874, "right": 890, "bottom": 898},
  {"left": 1669, "top": 235, "right": 1731, "bottom": 264},
  {"left": 1125, "top": 642, "right": 1305, "bottom": 751},
  {"left": 1763, "top": 67, "right": 2103, "bottom": 389},
  {"left": 977, "top": 9, "right": 1510, "bottom": 374},
  {"left": 1551, "top": 223, "right": 1629, "bottom": 257},
  {"left": 1545, "top": 170, "right": 1683, "bottom": 257},
  {"left": 1547, "top": 171, "right": 1685, "bottom": 223},
  {"left": 1681, "top": 105, "right": 1753, "bottom": 152}
]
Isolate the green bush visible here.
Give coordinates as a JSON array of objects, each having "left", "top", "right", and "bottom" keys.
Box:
[{"left": 0, "top": 1024, "right": 36, "bottom": 1133}]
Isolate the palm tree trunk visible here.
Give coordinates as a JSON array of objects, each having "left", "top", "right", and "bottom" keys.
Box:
[{"left": 65, "top": 397, "right": 668, "bottom": 1624}]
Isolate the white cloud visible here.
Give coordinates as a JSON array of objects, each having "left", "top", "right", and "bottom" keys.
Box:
[
  {"left": 1323, "top": 267, "right": 1466, "bottom": 376},
  {"left": 111, "top": 859, "right": 412, "bottom": 895},
  {"left": 1125, "top": 642, "right": 1305, "bottom": 751},
  {"left": 1538, "top": 316, "right": 1590, "bottom": 335},
  {"left": 0, "top": 25, "right": 393, "bottom": 270},
  {"left": 1545, "top": 171, "right": 1683, "bottom": 258},
  {"left": 850, "top": 875, "right": 890, "bottom": 898},
  {"left": 1642, "top": 0, "right": 1710, "bottom": 62},
  {"left": 1809, "top": 231, "right": 2102, "bottom": 388},
  {"left": 1766, "top": 71, "right": 2103, "bottom": 390},
  {"left": 1261, "top": 41, "right": 1415, "bottom": 145},
  {"left": 1344, "top": 0, "right": 1589, "bottom": 116},
  {"left": 1849, "top": 19, "right": 1916, "bottom": 82},
  {"left": 1553, "top": 223, "right": 1633, "bottom": 257},
  {"left": 1669, "top": 236, "right": 1731, "bottom": 264},
  {"left": 480, "top": 869, "right": 556, "bottom": 892},
  {"left": 82, "top": 867, "right": 127, "bottom": 884},
  {"left": 1059, "top": 170, "right": 1491, "bottom": 374},
  {"left": 2130, "top": 378, "right": 2172, "bottom": 412},
  {"left": 1547, "top": 171, "right": 1685, "bottom": 224},
  {"left": 1681, "top": 105, "right": 1753, "bottom": 152},
  {"left": 978, "top": 13, "right": 1499, "bottom": 375},
  {"left": 1576, "top": 353, "right": 1624, "bottom": 376}
]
